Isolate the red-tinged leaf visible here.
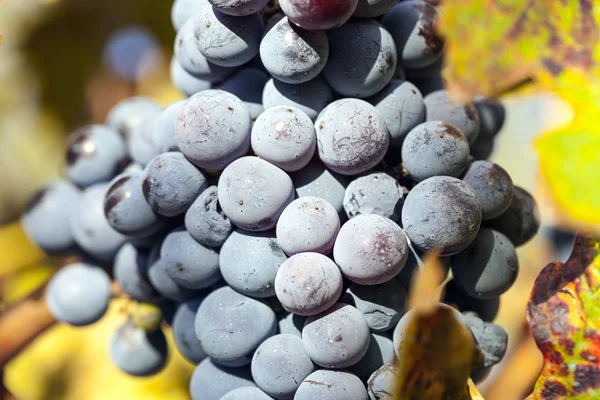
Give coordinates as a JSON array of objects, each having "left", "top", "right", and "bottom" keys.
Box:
[{"left": 526, "top": 234, "right": 600, "bottom": 399}]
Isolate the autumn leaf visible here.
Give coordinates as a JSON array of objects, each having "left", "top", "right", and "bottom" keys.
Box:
[
  {"left": 395, "top": 252, "right": 484, "bottom": 400},
  {"left": 526, "top": 234, "right": 600, "bottom": 399}
]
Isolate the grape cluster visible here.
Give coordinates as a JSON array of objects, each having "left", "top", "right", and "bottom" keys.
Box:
[{"left": 22, "top": 1, "right": 542, "bottom": 398}]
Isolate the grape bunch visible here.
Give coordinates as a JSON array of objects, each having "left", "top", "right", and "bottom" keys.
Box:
[{"left": 21, "top": 0, "right": 542, "bottom": 399}]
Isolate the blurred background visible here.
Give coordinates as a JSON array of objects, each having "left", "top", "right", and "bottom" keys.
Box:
[{"left": 0, "top": 0, "right": 579, "bottom": 399}]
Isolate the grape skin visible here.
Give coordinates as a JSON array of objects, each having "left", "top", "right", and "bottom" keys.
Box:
[
  {"left": 175, "top": 18, "right": 238, "bottom": 82},
  {"left": 251, "top": 334, "right": 315, "bottom": 399},
  {"left": 366, "top": 79, "right": 425, "bottom": 146},
  {"left": 262, "top": 77, "right": 333, "bottom": 121},
  {"left": 190, "top": 358, "right": 256, "bottom": 400},
  {"left": 220, "top": 229, "right": 287, "bottom": 298},
  {"left": 484, "top": 186, "right": 540, "bottom": 247},
  {"left": 462, "top": 160, "right": 514, "bottom": 220},
  {"left": 260, "top": 17, "right": 329, "bottom": 84},
  {"left": 154, "top": 100, "right": 185, "bottom": 154},
  {"left": 279, "top": 0, "right": 359, "bottom": 31},
  {"left": 344, "top": 280, "right": 406, "bottom": 333},
  {"left": 193, "top": 6, "right": 264, "bottom": 67},
  {"left": 113, "top": 243, "right": 159, "bottom": 302},
  {"left": 185, "top": 186, "right": 233, "bottom": 248},
  {"left": 46, "top": 263, "right": 111, "bottom": 326},
  {"left": 315, "top": 99, "right": 389, "bottom": 175},
  {"left": 367, "top": 363, "right": 399, "bottom": 400},
  {"left": 70, "top": 183, "right": 128, "bottom": 262},
  {"left": 277, "top": 312, "right": 306, "bottom": 338},
  {"left": 222, "top": 68, "right": 270, "bottom": 120},
  {"left": 401, "top": 176, "right": 482, "bottom": 256},
  {"left": 128, "top": 114, "right": 162, "bottom": 166},
  {"left": 172, "top": 0, "right": 210, "bottom": 31},
  {"left": 195, "top": 286, "right": 277, "bottom": 367},
  {"left": 161, "top": 228, "right": 222, "bottom": 290},
  {"left": 104, "top": 171, "right": 164, "bottom": 237},
  {"left": 218, "top": 156, "right": 294, "bottom": 231},
  {"left": 381, "top": 1, "right": 444, "bottom": 68},
  {"left": 65, "top": 124, "right": 128, "bottom": 187},
  {"left": 209, "top": 0, "right": 270, "bottom": 16},
  {"left": 274, "top": 252, "right": 343, "bottom": 316},
  {"left": 294, "top": 370, "right": 368, "bottom": 400},
  {"left": 350, "top": 333, "right": 396, "bottom": 381},
  {"left": 451, "top": 229, "right": 519, "bottom": 299},
  {"left": 401, "top": 121, "right": 470, "bottom": 182},
  {"left": 170, "top": 57, "right": 212, "bottom": 97},
  {"left": 147, "top": 241, "right": 201, "bottom": 302},
  {"left": 142, "top": 152, "right": 208, "bottom": 217},
  {"left": 175, "top": 90, "right": 252, "bottom": 170},
  {"left": 291, "top": 160, "right": 350, "bottom": 215},
  {"left": 343, "top": 172, "right": 404, "bottom": 222},
  {"left": 220, "top": 387, "right": 274, "bottom": 400},
  {"left": 276, "top": 197, "right": 340, "bottom": 256},
  {"left": 353, "top": 0, "right": 398, "bottom": 18},
  {"left": 105, "top": 96, "right": 161, "bottom": 140},
  {"left": 173, "top": 298, "right": 208, "bottom": 364},
  {"left": 109, "top": 322, "right": 168, "bottom": 377},
  {"left": 251, "top": 106, "right": 316, "bottom": 172},
  {"left": 424, "top": 90, "right": 480, "bottom": 144},
  {"left": 333, "top": 214, "right": 409, "bottom": 285},
  {"left": 443, "top": 279, "right": 500, "bottom": 322},
  {"left": 22, "top": 180, "right": 80, "bottom": 253},
  {"left": 323, "top": 19, "right": 397, "bottom": 98},
  {"left": 302, "top": 303, "right": 371, "bottom": 368}
]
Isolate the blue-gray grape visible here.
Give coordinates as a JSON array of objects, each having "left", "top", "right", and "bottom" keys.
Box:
[
  {"left": 366, "top": 79, "right": 425, "bottom": 146},
  {"left": 424, "top": 90, "right": 480, "bottom": 144},
  {"left": 322, "top": 20, "right": 396, "bottom": 98},
  {"left": 262, "top": 77, "right": 333, "bottom": 121},
  {"left": 175, "top": 18, "right": 238, "bottom": 82},
  {"left": 128, "top": 114, "right": 161, "bottom": 166},
  {"left": 218, "top": 156, "right": 294, "bottom": 231},
  {"left": 106, "top": 96, "right": 162, "bottom": 140},
  {"left": 462, "top": 161, "right": 514, "bottom": 220},
  {"left": 443, "top": 279, "right": 500, "bottom": 322},
  {"left": 277, "top": 312, "right": 306, "bottom": 338},
  {"left": 220, "top": 387, "right": 274, "bottom": 400},
  {"left": 401, "top": 121, "right": 470, "bottom": 182},
  {"left": 251, "top": 334, "right": 315, "bottom": 399},
  {"left": 470, "top": 98, "right": 505, "bottom": 160},
  {"left": 154, "top": 100, "right": 185, "bottom": 154},
  {"left": 276, "top": 197, "right": 340, "bottom": 255},
  {"left": 260, "top": 17, "right": 329, "bottom": 84},
  {"left": 46, "top": 263, "right": 111, "bottom": 326},
  {"left": 209, "top": 0, "right": 270, "bottom": 16},
  {"left": 195, "top": 286, "right": 277, "bottom": 367},
  {"left": 185, "top": 186, "right": 233, "bottom": 248},
  {"left": 220, "top": 229, "right": 287, "bottom": 298},
  {"left": 344, "top": 280, "right": 406, "bottom": 333},
  {"left": 222, "top": 68, "right": 270, "bottom": 120},
  {"left": 104, "top": 171, "right": 164, "bottom": 236},
  {"left": 275, "top": 252, "right": 343, "bottom": 316},
  {"left": 193, "top": 6, "right": 264, "bottom": 67},
  {"left": 109, "top": 322, "right": 168, "bottom": 377},
  {"left": 66, "top": 124, "right": 128, "bottom": 187},
  {"left": 170, "top": 57, "right": 212, "bottom": 97},
  {"left": 484, "top": 186, "right": 540, "bottom": 247},
  {"left": 350, "top": 333, "right": 395, "bottom": 381},
  {"left": 367, "top": 364, "right": 399, "bottom": 400},
  {"left": 343, "top": 173, "right": 403, "bottom": 222},
  {"left": 142, "top": 152, "right": 208, "bottom": 217},
  {"left": 22, "top": 180, "right": 80, "bottom": 253},
  {"left": 70, "top": 183, "right": 128, "bottom": 262},
  {"left": 354, "top": 0, "right": 398, "bottom": 18},
  {"left": 172, "top": 0, "right": 210, "bottom": 31},
  {"left": 302, "top": 303, "right": 370, "bottom": 368},
  {"left": 381, "top": 1, "right": 444, "bottom": 68},
  {"left": 251, "top": 105, "right": 316, "bottom": 172},
  {"left": 451, "top": 228, "right": 518, "bottom": 299},
  {"left": 401, "top": 176, "right": 482, "bottom": 255},
  {"left": 175, "top": 90, "right": 252, "bottom": 170},
  {"left": 190, "top": 358, "right": 256, "bottom": 400},
  {"left": 294, "top": 370, "right": 368, "bottom": 400},
  {"left": 291, "top": 160, "right": 350, "bottom": 215},
  {"left": 113, "top": 243, "right": 159, "bottom": 302},
  {"left": 173, "top": 298, "right": 208, "bottom": 364},
  {"left": 315, "top": 99, "right": 389, "bottom": 175},
  {"left": 333, "top": 214, "right": 408, "bottom": 285},
  {"left": 147, "top": 240, "right": 200, "bottom": 302},
  {"left": 161, "top": 228, "right": 221, "bottom": 290}
]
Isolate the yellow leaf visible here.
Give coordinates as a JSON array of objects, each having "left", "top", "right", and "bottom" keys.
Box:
[
  {"left": 407, "top": 249, "right": 445, "bottom": 314},
  {"left": 0, "top": 221, "right": 46, "bottom": 277}
]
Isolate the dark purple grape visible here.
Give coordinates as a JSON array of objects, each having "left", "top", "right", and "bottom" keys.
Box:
[
  {"left": 279, "top": 0, "right": 359, "bottom": 31},
  {"left": 185, "top": 186, "right": 232, "bottom": 248},
  {"left": 424, "top": 89, "right": 480, "bottom": 144},
  {"left": 462, "top": 161, "right": 514, "bottom": 220}
]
